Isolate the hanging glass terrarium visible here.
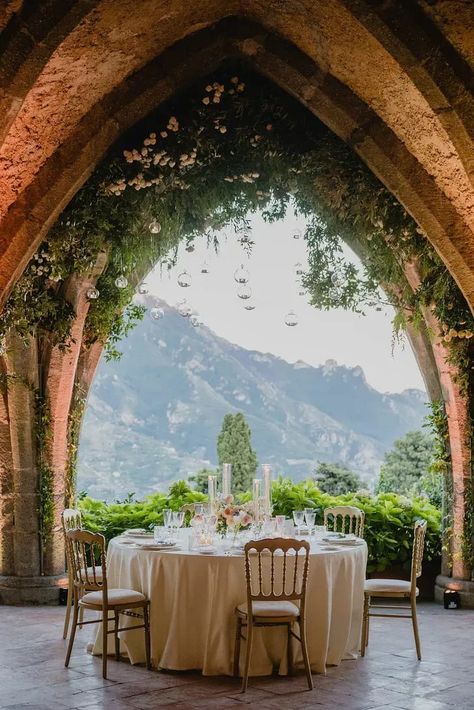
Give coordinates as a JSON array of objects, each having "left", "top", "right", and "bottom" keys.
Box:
[
  {"left": 150, "top": 307, "right": 164, "bottom": 321},
  {"left": 200, "top": 261, "right": 210, "bottom": 274},
  {"left": 294, "top": 262, "right": 304, "bottom": 276},
  {"left": 190, "top": 314, "right": 202, "bottom": 327},
  {"left": 244, "top": 302, "right": 256, "bottom": 311},
  {"left": 331, "top": 271, "right": 344, "bottom": 287},
  {"left": 237, "top": 284, "right": 252, "bottom": 300},
  {"left": 292, "top": 229, "right": 302, "bottom": 240},
  {"left": 177, "top": 299, "right": 192, "bottom": 317},
  {"left": 115, "top": 274, "right": 128, "bottom": 289},
  {"left": 149, "top": 220, "right": 161, "bottom": 234},
  {"left": 234, "top": 264, "right": 250, "bottom": 284},
  {"left": 138, "top": 282, "right": 149, "bottom": 295},
  {"left": 86, "top": 286, "right": 100, "bottom": 300},
  {"left": 284, "top": 310, "right": 299, "bottom": 327},
  {"left": 177, "top": 270, "right": 192, "bottom": 288}
]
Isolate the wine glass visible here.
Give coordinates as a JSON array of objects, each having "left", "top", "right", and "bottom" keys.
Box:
[
  {"left": 304, "top": 511, "right": 316, "bottom": 537},
  {"left": 292, "top": 510, "right": 305, "bottom": 535},
  {"left": 275, "top": 515, "right": 286, "bottom": 535},
  {"left": 172, "top": 511, "right": 185, "bottom": 537}
]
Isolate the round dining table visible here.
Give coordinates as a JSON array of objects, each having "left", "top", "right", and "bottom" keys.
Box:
[{"left": 91, "top": 533, "right": 367, "bottom": 676}]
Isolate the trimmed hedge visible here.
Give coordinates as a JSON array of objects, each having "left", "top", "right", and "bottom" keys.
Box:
[{"left": 78, "top": 477, "right": 440, "bottom": 573}]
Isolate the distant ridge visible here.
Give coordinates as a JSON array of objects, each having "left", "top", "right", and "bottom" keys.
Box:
[{"left": 77, "top": 296, "right": 427, "bottom": 501}]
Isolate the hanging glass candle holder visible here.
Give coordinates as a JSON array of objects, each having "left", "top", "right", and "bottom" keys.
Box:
[
  {"left": 177, "top": 270, "right": 192, "bottom": 288},
  {"left": 150, "top": 307, "right": 164, "bottom": 321},
  {"left": 237, "top": 284, "right": 252, "bottom": 300},
  {"left": 149, "top": 220, "right": 161, "bottom": 234},
  {"left": 331, "top": 271, "right": 344, "bottom": 287},
  {"left": 177, "top": 299, "right": 192, "bottom": 317},
  {"left": 298, "top": 290, "right": 306, "bottom": 297},
  {"left": 200, "top": 261, "right": 209, "bottom": 274},
  {"left": 284, "top": 310, "right": 299, "bottom": 327},
  {"left": 328, "top": 286, "right": 341, "bottom": 300},
  {"left": 190, "top": 314, "right": 202, "bottom": 327},
  {"left": 292, "top": 229, "right": 302, "bottom": 240},
  {"left": 115, "top": 274, "right": 128, "bottom": 289},
  {"left": 234, "top": 264, "right": 250, "bottom": 284},
  {"left": 185, "top": 242, "right": 195, "bottom": 253},
  {"left": 244, "top": 302, "right": 256, "bottom": 311},
  {"left": 86, "top": 286, "right": 100, "bottom": 300},
  {"left": 294, "top": 262, "right": 304, "bottom": 276},
  {"left": 138, "top": 282, "right": 148, "bottom": 295}
]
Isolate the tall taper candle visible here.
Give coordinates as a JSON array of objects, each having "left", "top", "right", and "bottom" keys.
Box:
[
  {"left": 222, "top": 463, "right": 232, "bottom": 496},
  {"left": 208, "top": 475, "right": 216, "bottom": 512},
  {"left": 262, "top": 464, "right": 272, "bottom": 516}
]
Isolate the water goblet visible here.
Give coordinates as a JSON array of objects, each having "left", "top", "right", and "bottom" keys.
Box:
[
  {"left": 292, "top": 510, "right": 305, "bottom": 535},
  {"left": 163, "top": 508, "right": 172, "bottom": 538},
  {"left": 275, "top": 515, "right": 286, "bottom": 535}
]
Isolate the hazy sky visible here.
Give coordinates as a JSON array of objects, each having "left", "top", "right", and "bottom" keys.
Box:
[{"left": 144, "top": 210, "right": 425, "bottom": 394}]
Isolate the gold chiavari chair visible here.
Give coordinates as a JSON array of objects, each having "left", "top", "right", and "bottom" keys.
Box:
[
  {"left": 324, "top": 505, "right": 365, "bottom": 538},
  {"left": 361, "top": 519, "right": 427, "bottom": 660},
  {"left": 61, "top": 508, "right": 104, "bottom": 639},
  {"left": 234, "top": 537, "right": 313, "bottom": 693},
  {"left": 64, "top": 529, "right": 151, "bottom": 679}
]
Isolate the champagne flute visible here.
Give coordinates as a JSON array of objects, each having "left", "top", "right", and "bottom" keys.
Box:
[{"left": 163, "top": 508, "right": 172, "bottom": 538}]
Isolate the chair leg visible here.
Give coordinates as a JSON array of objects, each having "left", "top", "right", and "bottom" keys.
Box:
[
  {"left": 62, "top": 579, "right": 73, "bottom": 639},
  {"left": 143, "top": 603, "right": 151, "bottom": 670},
  {"left": 287, "top": 623, "right": 293, "bottom": 676},
  {"left": 65, "top": 597, "right": 79, "bottom": 667},
  {"left": 114, "top": 610, "right": 120, "bottom": 662},
  {"left": 299, "top": 617, "right": 313, "bottom": 691},
  {"left": 411, "top": 597, "right": 422, "bottom": 661},
  {"left": 241, "top": 620, "right": 253, "bottom": 693},
  {"left": 78, "top": 605, "right": 84, "bottom": 629},
  {"left": 102, "top": 607, "right": 108, "bottom": 679},
  {"left": 233, "top": 618, "right": 242, "bottom": 677},
  {"left": 361, "top": 594, "right": 370, "bottom": 657},
  {"left": 366, "top": 612, "right": 370, "bottom": 647}
]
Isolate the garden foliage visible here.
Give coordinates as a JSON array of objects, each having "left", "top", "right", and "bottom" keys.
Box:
[{"left": 79, "top": 477, "right": 440, "bottom": 573}]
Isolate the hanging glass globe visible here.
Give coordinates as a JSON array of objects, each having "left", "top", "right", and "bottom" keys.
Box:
[
  {"left": 115, "top": 274, "right": 128, "bottom": 289},
  {"left": 138, "top": 282, "right": 148, "bottom": 295},
  {"left": 328, "top": 286, "right": 341, "bottom": 300},
  {"left": 190, "top": 314, "right": 202, "bottom": 327},
  {"left": 292, "top": 229, "right": 302, "bottom": 240},
  {"left": 244, "top": 302, "right": 256, "bottom": 311},
  {"left": 298, "top": 290, "right": 306, "bottom": 297},
  {"left": 200, "top": 261, "right": 209, "bottom": 274},
  {"left": 150, "top": 307, "right": 164, "bottom": 321},
  {"left": 177, "top": 270, "right": 192, "bottom": 288},
  {"left": 177, "top": 299, "right": 192, "bottom": 317},
  {"left": 284, "top": 310, "right": 299, "bottom": 327},
  {"left": 237, "top": 284, "right": 252, "bottom": 300},
  {"left": 331, "top": 271, "right": 344, "bottom": 287},
  {"left": 234, "top": 264, "right": 250, "bottom": 284},
  {"left": 86, "top": 286, "right": 100, "bottom": 300},
  {"left": 294, "top": 262, "right": 304, "bottom": 276},
  {"left": 185, "top": 243, "right": 195, "bottom": 253},
  {"left": 149, "top": 220, "right": 161, "bottom": 234}
]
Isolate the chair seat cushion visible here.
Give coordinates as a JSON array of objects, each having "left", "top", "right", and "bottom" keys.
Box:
[
  {"left": 81, "top": 588, "right": 146, "bottom": 607},
  {"left": 237, "top": 600, "right": 300, "bottom": 618},
  {"left": 364, "top": 578, "right": 418, "bottom": 595}
]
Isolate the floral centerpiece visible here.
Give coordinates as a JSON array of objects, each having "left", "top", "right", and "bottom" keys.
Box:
[{"left": 216, "top": 495, "right": 253, "bottom": 536}]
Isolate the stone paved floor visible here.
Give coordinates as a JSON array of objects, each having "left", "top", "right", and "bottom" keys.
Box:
[{"left": 0, "top": 603, "right": 473, "bottom": 709}]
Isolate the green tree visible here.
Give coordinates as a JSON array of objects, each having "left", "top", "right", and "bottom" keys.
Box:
[
  {"left": 377, "top": 430, "right": 435, "bottom": 496},
  {"left": 188, "top": 468, "right": 219, "bottom": 494},
  {"left": 315, "top": 462, "right": 362, "bottom": 496},
  {"left": 217, "top": 413, "right": 258, "bottom": 493}
]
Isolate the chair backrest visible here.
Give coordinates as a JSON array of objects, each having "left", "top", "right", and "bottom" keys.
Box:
[
  {"left": 62, "top": 508, "right": 82, "bottom": 533},
  {"left": 410, "top": 519, "right": 427, "bottom": 593},
  {"left": 324, "top": 505, "right": 365, "bottom": 537},
  {"left": 65, "top": 529, "right": 107, "bottom": 593},
  {"left": 244, "top": 537, "right": 310, "bottom": 615}
]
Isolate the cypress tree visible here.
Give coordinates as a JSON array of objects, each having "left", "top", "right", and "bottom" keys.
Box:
[{"left": 217, "top": 412, "right": 258, "bottom": 493}]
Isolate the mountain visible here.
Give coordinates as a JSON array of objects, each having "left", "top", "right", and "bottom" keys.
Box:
[{"left": 77, "top": 297, "right": 428, "bottom": 500}]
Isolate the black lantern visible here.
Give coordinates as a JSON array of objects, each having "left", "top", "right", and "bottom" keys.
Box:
[{"left": 443, "top": 589, "right": 461, "bottom": 609}]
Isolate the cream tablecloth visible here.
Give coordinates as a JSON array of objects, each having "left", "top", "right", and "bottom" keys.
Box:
[{"left": 92, "top": 534, "right": 367, "bottom": 676}]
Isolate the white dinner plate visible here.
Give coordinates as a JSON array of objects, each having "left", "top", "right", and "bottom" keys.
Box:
[
  {"left": 198, "top": 547, "right": 217, "bottom": 555},
  {"left": 327, "top": 538, "right": 364, "bottom": 546},
  {"left": 122, "top": 531, "right": 154, "bottom": 539},
  {"left": 137, "top": 543, "right": 180, "bottom": 551}
]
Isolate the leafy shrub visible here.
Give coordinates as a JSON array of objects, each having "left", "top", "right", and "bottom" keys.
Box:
[{"left": 78, "top": 477, "right": 440, "bottom": 573}]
